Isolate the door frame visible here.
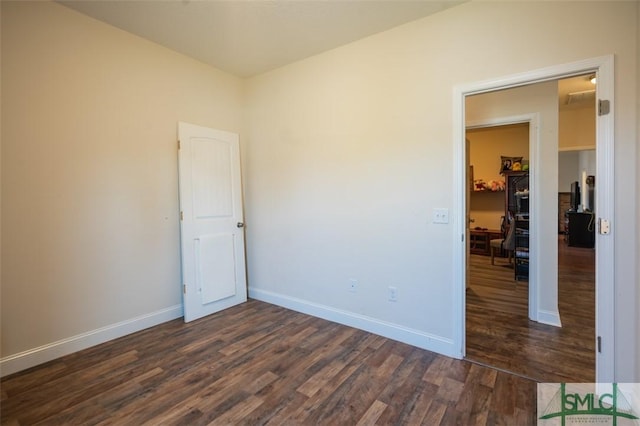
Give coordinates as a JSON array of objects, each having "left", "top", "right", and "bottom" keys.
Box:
[
  {"left": 466, "top": 114, "right": 540, "bottom": 322},
  {"left": 452, "top": 55, "right": 615, "bottom": 382}
]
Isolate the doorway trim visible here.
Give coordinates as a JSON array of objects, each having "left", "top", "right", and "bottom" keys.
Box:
[
  {"left": 466, "top": 114, "right": 541, "bottom": 323},
  {"left": 452, "top": 55, "right": 615, "bottom": 382}
]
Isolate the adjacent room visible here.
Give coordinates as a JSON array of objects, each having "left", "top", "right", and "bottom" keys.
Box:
[
  {"left": 464, "top": 76, "right": 597, "bottom": 383},
  {"left": 2, "top": 1, "right": 638, "bottom": 424}
]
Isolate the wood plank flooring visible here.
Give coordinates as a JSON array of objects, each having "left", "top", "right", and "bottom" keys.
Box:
[
  {"left": 465, "top": 236, "right": 595, "bottom": 383},
  {"left": 2, "top": 300, "right": 536, "bottom": 425}
]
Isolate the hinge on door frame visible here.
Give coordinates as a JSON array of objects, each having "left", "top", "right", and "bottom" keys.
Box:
[
  {"left": 178, "top": 140, "right": 181, "bottom": 150},
  {"left": 597, "top": 336, "right": 602, "bottom": 353},
  {"left": 183, "top": 284, "right": 187, "bottom": 295},
  {"left": 598, "top": 99, "right": 610, "bottom": 116},
  {"left": 598, "top": 218, "right": 610, "bottom": 235},
  {"left": 180, "top": 211, "right": 184, "bottom": 221}
]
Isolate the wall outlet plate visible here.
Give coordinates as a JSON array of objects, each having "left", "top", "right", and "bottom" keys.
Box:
[
  {"left": 349, "top": 279, "right": 358, "bottom": 292},
  {"left": 388, "top": 286, "right": 397, "bottom": 302}
]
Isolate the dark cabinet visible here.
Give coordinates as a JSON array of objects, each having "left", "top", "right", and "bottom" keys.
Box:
[{"left": 566, "top": 212, "right": 595, "bottom": 248}]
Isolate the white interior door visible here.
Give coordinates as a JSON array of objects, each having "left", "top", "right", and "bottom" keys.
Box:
[{"left": 178, "top": 122, "right": 247, "bottom": 322}]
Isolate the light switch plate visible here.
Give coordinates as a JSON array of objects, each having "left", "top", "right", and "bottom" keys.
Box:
[{"left": 432, "top": 208, "right": 449, "bottom": 224}]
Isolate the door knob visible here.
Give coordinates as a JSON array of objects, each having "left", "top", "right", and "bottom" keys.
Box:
[{"left": 237, "top": 222, "right": 245, "bottom": 228}]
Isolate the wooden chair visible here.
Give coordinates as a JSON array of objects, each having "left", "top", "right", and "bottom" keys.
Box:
[{"left": 490, "top": 214, "right": 515, "bottom": 265}]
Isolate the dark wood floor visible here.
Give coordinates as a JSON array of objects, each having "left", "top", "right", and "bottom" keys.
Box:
[
  {"left": 465, "top": 236, "right": 595, "bottom": 383},
  {"left": 2, "top": 300, "right": 536, "bottom": 425}
]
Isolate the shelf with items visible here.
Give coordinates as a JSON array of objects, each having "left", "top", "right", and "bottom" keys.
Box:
[
  {"left": 473, "top": 179, "right": 505, "bottom": 193},
  {"left": 469, "top": 165, "right": 506, "bottom": 193},
  {"left": 503, "top": 171, "right": 529, "bottom": 216},
  {"left": 514, "top": 217, "right": 529, "bottom": 281},
  {"left": 471, "top": 189, "right": 505, "bottom": 194},
  {"left": 504, "top": 170, "right": 529, "bottom": 281}
]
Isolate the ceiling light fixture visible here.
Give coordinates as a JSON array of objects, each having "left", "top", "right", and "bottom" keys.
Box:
[{"left": 590, "top": 74, "right": 597, "bottom": 84}]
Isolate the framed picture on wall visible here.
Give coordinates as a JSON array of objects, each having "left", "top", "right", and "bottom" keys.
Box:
[{"left": 500, "top": 156, "right": 523, "bottom": 173}]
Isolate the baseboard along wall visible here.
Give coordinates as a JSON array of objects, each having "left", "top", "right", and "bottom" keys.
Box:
[{"left": 0, "top": 305, "right": 183, "bottom": 378}]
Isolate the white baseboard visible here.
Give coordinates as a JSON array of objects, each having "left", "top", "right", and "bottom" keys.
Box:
[
  {"left": 249, "top": 287, "right": 457, "bottom": 358},
  {"left": 537, "top": 309, "right": 562, "bottom": 327},
  {"left": 0, "top": 304, "right": 183, "bottom": 378}
]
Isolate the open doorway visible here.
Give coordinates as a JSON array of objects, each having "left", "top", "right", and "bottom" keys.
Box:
[
  {"left": 453, "top": 56, "right": 614, "bottom": 383},
  {"left": 464, "top": 78, "right": 596, "bottom": 382}
]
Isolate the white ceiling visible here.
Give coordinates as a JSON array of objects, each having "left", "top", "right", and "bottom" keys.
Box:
[
  {"left": 56, "top": 1, "right": 596, "bottom": 107},
  {"left": 58, "top": 0, "right": 465, "bottom": 78}
]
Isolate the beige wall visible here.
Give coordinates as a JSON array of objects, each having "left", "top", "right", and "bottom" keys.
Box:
[
  {"left": 467, "top": 123, "right": 529, "bottom": 230},
  {"left": 0, "top": 2, "right": 3, "bottom": 352},
  {"left": 2, "top": 1, "right": 638, "bottom": 382},
  {"left": 559, "top": 105, "right": 596, "bottom": 150},
  {"left": 1, "top": 2, "right": 243, "bottom": 358},
  {"left": 637, "top": 0, "right": 640, "bottom": 381},
  {"left": 245, "top": 1, "right": 638, "bottom": 380}
]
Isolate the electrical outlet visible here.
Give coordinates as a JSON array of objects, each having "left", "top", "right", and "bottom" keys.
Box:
[
  {"left": 349, "top": 279, "right": 358, "bottom": 292},
  {"left": 388, "top": 286, "right": 398, "bottom": 302},
  {"left": 432, "top": 208, "right": 449, "bottom": 224}
]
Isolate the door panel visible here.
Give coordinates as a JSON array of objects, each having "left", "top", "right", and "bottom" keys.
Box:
[
  {"left": 191, "top": 138, "right": 233, "bottom": 218},
  {"left": 178, "top": 122, "right": 247, "bottom": 322},
  {"left": 196, "top": 234, "right": 237, "bottom": 305}
]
